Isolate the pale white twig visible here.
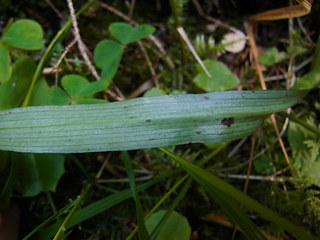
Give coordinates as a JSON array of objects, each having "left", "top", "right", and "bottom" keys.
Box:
[
  {"left": 177, "top": 26, "right": 211, "bottom": 77},
  {"left": 66, "top": 0, "right": 101, "bottom": 80}
]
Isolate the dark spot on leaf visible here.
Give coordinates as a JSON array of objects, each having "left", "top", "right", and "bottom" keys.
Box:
[
  {"left": 204, "top": 96, "right": 209, "bottom": 100},
  {"left": 129, "top": 116, "right": 134, "bottom": 118},
  {"left": 8, "top": 111, "right": 12, "bottom": 114},
  {"left": 196, "top": 131, "right": 201, "bottom": 134},
  {"left": 218, "top": 133, "right": 223, "bottom": 135},
  {"left": 145, "top": 119, "right": 151, "bottom": 122},
  {"left": 221, "top": 117, "right": 234, "bottom": 128}
]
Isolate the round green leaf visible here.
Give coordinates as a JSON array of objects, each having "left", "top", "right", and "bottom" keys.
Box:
[
  {"left": 2, "top": 19, "right": 44, "bottom": 50},
  {"left": 0, "top": 44, "right": 12, "bottom": 83},
  {"left": 93, "top": 40, "right": 123, "bottom": 81},
  {"left": 193, "top": 59, "right": 240, "bottom": 91},
  {"left": 61, "top": 74, "right": 109, "bottom": 97},
  {"left": 145, "top": 210, "right": 191, "bottom": 240},
  {"left": 47, "top": 86, "right": 70, "bottom": 105},
  {"left": 14, "top": 153, "right": 65, "bottom": 197},
  {"left": 109, "top": 22, "right": 155, "bottom": 44},
  {"left": 0, "top": 56, "right": 36, "bottom": 109}
]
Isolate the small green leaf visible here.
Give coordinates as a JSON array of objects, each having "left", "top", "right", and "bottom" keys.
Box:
[
  {"left": 145, "top": 210, "right": 191, "bottom": 240},
  {"left": 93, "top": 40, "right": 123, "bottom": 81},
  {"left": 47, "top": 86, "right": 70, "bottom": 105},
  {"left": 193, "top": 59, "right": 239, "bottom": 91},
  {"left": 61, "top": 74, "right": 109, "bottom": 97},
  {"left": 2, "top": 19, "right": 44, "bottom": 50},
  {"left": 259, "top": 47, "right": 278, "bottom": 66},
  {"left": 0, "top": 44, "right": 12, "bottom": 83},
  {"left": 291, "top": 69, "right": 320, "bottom": 90},
  {"left": 254, "top": 155, "right": 273, "bottom": 174},
  {"left": 29, "top": 77, "right": 50, "bottom": 106},
  {"left": 14, "top": 153, "right": 65, "bottom": 197},
  {"left": 109, "top": 22, "right": 155, "bottom": 44},
  {"left": 144, "top": 87, "right": 166, "bottom": 97},
  {"left": 0, "top": 56, "right": 36, "bottom": 109}
]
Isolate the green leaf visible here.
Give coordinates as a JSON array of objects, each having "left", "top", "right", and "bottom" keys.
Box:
[
  {"left": 93, "top": 39, "right": 123, "bottom": 81},
  {"left": 2, "top": 19, "right": 44, "bottom": 50},
  {"left": 291, "top": 69, "right": 320, "bottom": 90},
  {"left": 0, "top": 44, "right": 11, "bottom": 83},
  {"left": 145, "top": 210, "right": 191, "bottom": 240},
  {"left": 47, "top": 86, "right": 70, "bottom": 105},
  {"left": 254, "top": 155, "right": 273, "bottom": 174},
  {"left": 122, "top": 152, "right": 149, "bottom": 239},
  {"left": 0, "top": 90, "right": 306, "bottom": 153},
  {"left": 193, "top": 59, "right": 239, "bottom": 91},
  {"left": 28, "top": 77, "right": 50, "bottom": 106},
  {"left": 109, "top": 22, "right": 155, "bottom": 45},
  {"left": 14, "top": 153, "right": 65, "bottom": 197},
  {"left": 61, "top": 74, "right": 109, "bottom": 97},
  {"left": 0, "top": 56, "right": 36, "bottom": 109},
  {"left": 144, "top": 87, "right": 166, "bottom": 97},
  {"left": 258, "top": 47, "right": 287, "bottom": 66}
]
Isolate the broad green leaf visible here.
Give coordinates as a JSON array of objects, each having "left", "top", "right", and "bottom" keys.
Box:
[
  {"left": 291, "top": 69, "right": 320, "bottom": 90},
  {"left": 109, "top": 22, "right": 155, "bottom": 45},
  {"left": 61, "top": 74, "right": 109, "bottom": 97},
  {"left": 2, "top": 19, "right": 44, "bottom": 50},
  {"left": 0, "top": 44, "right": 11, "bottom": 83},
  {"left": 93, "top": 39, "right": 123, "bottom": 81},
  {"left": 0, "top": 90, "right": 306, "bottom": 153},
  {"left": 159, "top": 148, "right": 317, "bottom": 240},
  {"left": 145, "top": 210, "right": 191, "bottom": 240},
  {"left": 14, "top": 153, "right": 65, "bottom": 197},
  {"left": 0, "top": 56, "right": 36, "bottom": 109},
  {"left": 47, "top": 86, "right": 70, "bottom": 105},
  {"left": 193, "top": 59, "right": 239, "bottom": 91}
]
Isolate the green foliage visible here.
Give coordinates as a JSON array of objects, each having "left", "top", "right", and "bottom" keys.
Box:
[
  {"left": 2, "top": 19, "right": 44, "bottom": 50},
  {"left": 291, "top": 69, "right": 320, "bottom": 90},
  {"left": 0, "top": 44, "right": 12, "bottom": 83},
  {"left": 288, "top": 118, "right": 320, "bottom": 186},
  {"left": 193, "top": 59, "right": 240, "bottom": 91},
  {"left": 258, "top": 47, "right": 287, "bottom": 66},
  {"left": 0, "top": 56, "right": 36, "bottom": 109},
  {"left": 109, "top": 22, "right": 155, "bottom": 45},
  {"left": 0, "top": 2, "right": 319, "bottom": 239},
  {"left": 61, "top": 74, "right": 109, "bottom": 98},
  {"left": 145, "top": 210, "right": 191, "bottom": 240},
  {"left": 93, "top": 39, "right": 123, "bottom": 81},
  {"left": 14, "top": 153, "right": 65, "bottom": 197},
  {"left": 254, "top": 156, "right": 273, "bottom": 175}
]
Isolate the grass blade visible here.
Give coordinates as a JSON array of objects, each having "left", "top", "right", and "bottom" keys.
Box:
[
  {"left": 0, "top": 90, "right": 306, "bottom": 153},
  {"left": 122, "top": 151, "right": 149, "bottom": 239},
  {"left": 159, "top": 147, "right": 317, "bottom": 240}
]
